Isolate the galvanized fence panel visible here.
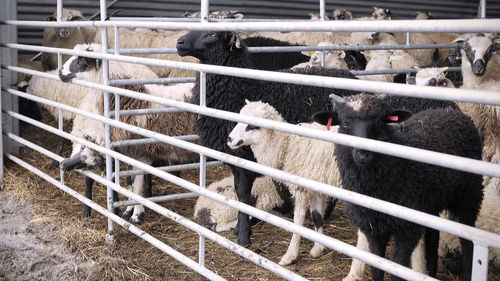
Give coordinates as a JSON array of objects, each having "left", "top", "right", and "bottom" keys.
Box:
[{"left": 2, "top": 0, "right": 500, "bottom": 280}]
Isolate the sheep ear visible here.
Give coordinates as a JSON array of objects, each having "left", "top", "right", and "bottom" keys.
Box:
[
  {"left": 338, "top": 50, "right": 346, "bottom": 58},
  {"left": 406, "top": 76, "right": 416, "bottom": 84},
  {"left": 301, "top": 50, "right": 313, "bottom": 57},
  {"left": 311, "top": 111, "right": 339, "bottom": 126},
  {"left": 385, "top": 109, "right": 413, "bottom": 123},
  {"left": 451, "top": 33, "right": 472, "bottom": 44},
  {"left": 46, "top": 15, "right": 56, "bottom": 21},
  {"left": 245, "top": 99, "right": 250, "bottom": 104},
  {"left": 328, "top": 94, "right": 346, "bottom": 109}
]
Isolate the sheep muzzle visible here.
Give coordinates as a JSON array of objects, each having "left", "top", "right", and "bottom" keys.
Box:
[
  {"left": 58, "top": 27, "right": 70, "bottom": 39},
  {"left": 472, "top": 59, "right": 486, "bottom": 76},
  {"left": 60, "top": 152, "right": 85, "bottom": 171}
]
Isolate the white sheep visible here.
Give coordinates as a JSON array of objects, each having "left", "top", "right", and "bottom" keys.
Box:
[
  {"left": 41, "top": 8, "right": 98, "bottom": 71},
  {"left": 93, "top": 28, "right": 198, "bottom": 78},
  {"left": 58, "top": 43, "right": 199, "bottom": 224},
  {"left": 193, "top": 175, "right": 285, "bottom": 232},
  {"left": 357, "top": 50, "right": 394, "bottom": 82},
  {"left": 292, "top": 42, "right": 349, "bottom": 70},
  {"left": 227, "top": 100, "right": 340, "bottom": 266}
]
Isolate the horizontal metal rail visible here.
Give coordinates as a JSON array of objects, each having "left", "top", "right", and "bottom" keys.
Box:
[
  {"left": 109, "top": 107, "right": 185, "bottom": 117},
  {"left": 116, "top": 161, "right": 223, "bottom": 177},
  {"left": 111, "top": 134, "right": 199, "bottom": 148},
  {"left": 5, "top": 86, "right": 500, "bottom": 254},
  {"left": 3, "top": 19, "right": 500, "bottom": 33},
  {"left": 352, "top": 66, "right": 461, "bottom": 76},
  {"left": 113, "top": 192, "right": 199, "bottom": 208},
  {"left": 109, "top": 77, "right": 195, "bottom": 85},
  {"left": 5, "top": 153, "right": 226, "bottom": 281},
  {"left": 3, "top": 48, "right": 500, "bottom": 107},
  {"left": 5, "top": 108, "right": 438, "bottom": 281},
  {"left": 108, "top": 43, "right": 458, "bottom": 56}
]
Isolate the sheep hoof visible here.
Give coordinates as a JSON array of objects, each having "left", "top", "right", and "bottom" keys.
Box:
[
  {"left": 236, "top": 236, "right": 251, "bottom": 247},
  {"left": 278, "top": 253, "right": 297, "bottom": 266},
  {"left": 122, "top": 209, "right": 133, "bottom": 220},
  {"left": 81, "top": 207, "right": 91, "bottom": 219},
  {"left": 48, "top": 160, "right": 59, "bottom": 170},
  {"left": 342, "top": 275, "right": 364, "bottom": 281},
  {"left": 309, "top": 244, "right": 325, "bottom": 258},
  {"left": 130, "top": 213, "right": 144, "bottom": 224}
]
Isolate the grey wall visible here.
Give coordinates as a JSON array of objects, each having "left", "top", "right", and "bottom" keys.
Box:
[{"left": 15, "top": 0, "right": 500, "bottom": 59}]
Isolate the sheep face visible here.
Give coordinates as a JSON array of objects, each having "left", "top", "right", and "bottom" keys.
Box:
[
  {"left": 407, "top": 67, "right": 454, "bottom": 87},
  {"left": 61, "top": 138, "right": 105, "bottom": 172},
  {"left": 176, "top": 31, "right": 241, "bottom": 61},
  {"left": 59, "top": 44, "right": 102, "bottom": 82},
  {"left": 312, "top": 94, "right": 412, "bottom": 166},
  {"left": 452, "top": 33, "right": 500, "bottom": 77},
  {"left": 332, "top": 9, "right": 353, "bottom": 20},
  {"left": 45, "top": 9, "right": 84, "bottom": 39},
  {"left": 372, "top": 7, "right": 391, "bottom": 20},
  {"left": 227, "top": 101, "right": 280, "bottom": 150}
]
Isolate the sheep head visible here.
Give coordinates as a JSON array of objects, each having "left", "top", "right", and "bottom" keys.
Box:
[
  {"left": 45, "top": 9, "right": 85, "bottom": 39},
  {"left": 227, "top": 100, "right": 282, "bottom": 150},
  {"left": 372, "top": 7, "right": 392, "bottom": 20},
  {"left": 176, "top": 31, "right": 242, "bottom": 61},
  {"left": 332, "top": 9, "right": 353, "bottom": 20},
  {"left": 406, "top": 67, "right": 454, "bottom": 87},
  {"left": 312, "top": 94, "right": 412, "bottom": 166},
  {"left": 59, "top": 43, "right": 103, "bottom": 82},
  {"left": 451, "top": 33, "right": 500, "bottom": 77},
  {"left": 60, "top": 134, "right": 104, "bottom": 172}
]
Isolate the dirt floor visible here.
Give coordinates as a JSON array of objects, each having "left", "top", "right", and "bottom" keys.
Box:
[{"left": 1, "top": 110, "right": 498, "bottom": 280}]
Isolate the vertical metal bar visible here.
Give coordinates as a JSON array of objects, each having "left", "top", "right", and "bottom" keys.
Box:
[
  {"left": 471, "top": 243, "right": 489, "bottom": 281},
  {"left": 200, "top": 0, "right": 209, "bottom": 22},
  {"left": 480, "top": 0, "right": 487, "bottom": 19},
  {"left": 114, "top": 26, "right": 121, "bottom": 189},
  {"left": 56, "top": 0, "right": 63, "bottom": 70},
  {"left": 100, "top": 0, "right": 115, "bottom": 242},
  {"left": 199, "top": 234, "right": 206, "bottom": 266},
  {"left": 0, "top": 44, "right": 3, "bottom": 189},
  {"left": 319, "top": 0, "right": 325, "bottom": 20},
  {"left": 59, "top": 109, "right": 64, "bottom": 184},
  {"left": 406, "top": 32, "right": 411, "bottom": 79}
]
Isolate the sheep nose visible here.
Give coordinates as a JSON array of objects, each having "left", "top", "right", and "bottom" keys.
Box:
[
  {"left": 227, "top": 136, "right": 233, "bottom": 143},
  {"left": 353, "top": 148, "right": 374, "bottom": 166},
  {"left": 472, "top": 59, "right": 486, "bottom": 76},
  {"left": 371, "top": 32, "right": 380, "bottom": 40},
  {"left": 58, "top": 27, "right": 69, "bottom": 39}
]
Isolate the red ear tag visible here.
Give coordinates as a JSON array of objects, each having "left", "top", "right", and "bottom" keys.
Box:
[
  {"left": 326, "top": 117, "right": 333, "bottom": 131},
  {"left": 387, "top": 115, "right": 398, "bottom": 121},
  {"left": 442, "top": 81, "right": 447, "bottom": 87},
  {"left": 230, "top": 40, "right": 235, "bottom": 51}
]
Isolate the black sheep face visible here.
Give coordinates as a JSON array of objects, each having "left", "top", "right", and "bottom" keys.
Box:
[
  {"left": 176, "top": 31, "right": 241, "bottom": 61},
  {"left": 312, "top": 94, "right": 412, "bottom": 166}
]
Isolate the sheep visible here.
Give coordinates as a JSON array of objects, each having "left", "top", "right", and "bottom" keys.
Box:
[
  {"left": 182, "top": 10, "right": 244, "bottom": 20},
  {"left": 357, "top": 50, "right": 395, "bottom": 83},
  {"left": 42, "top": 8, "right": 98, "bottom": 71},
  {"left": 226, "top": 100, "right": 340, "bottom": 265},
  {"left": 292, "top": 42, "right": 366, "bottom": 71},
  {"left": 176, "top": 30, "right": 359, "bottom": 247},
  {"left": 371, "top": 7, "right": 392, "bottom": 20},
  {"left": 194, "top": 175, "right": 289, "bottom": 232},
  {"left": 308, "top": 12, "right": 330, "bottom": 20},
  {"left": 57, "top": 43, "right": 199, "bottom": 224},
  {"left": 332, "top": 8, "right": 354, "bottom": 20},
  {"left": 312, "top": 93, "right": 483, "bottom": 281},
  {"left": 452, "top": 33, "right": 500, "bottom": 89}
]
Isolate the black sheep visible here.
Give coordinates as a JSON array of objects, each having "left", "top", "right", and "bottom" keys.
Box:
[
  {"left": 313, "top": 93, "right": 482, "bottom": 281},
  {"left": 176, "top": 30, "right": 358, "bottom": 246}
]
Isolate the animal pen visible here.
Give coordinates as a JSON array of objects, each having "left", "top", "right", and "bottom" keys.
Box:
[{"left": 1, "top": 0, "right": 500, "bottom": 280}]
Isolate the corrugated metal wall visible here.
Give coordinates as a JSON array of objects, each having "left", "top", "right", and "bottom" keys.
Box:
[{"left": 16, "top": 0, "right": 500, "bottom": 59}]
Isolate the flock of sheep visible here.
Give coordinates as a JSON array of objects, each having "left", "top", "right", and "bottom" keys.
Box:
[{"left": 14, "top": 6, "right": 500, "bottom": 281}]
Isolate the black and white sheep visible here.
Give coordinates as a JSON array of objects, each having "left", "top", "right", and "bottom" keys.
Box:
[
  {"left": 312, "top": 93, "right": 483, "bottom": 281},
  {"left": 58, "top": 43, "right": 199, "bottom": 223},
  {"left": 452, "top": 33, "right": 500, "bottom": 89},
  {"left": 176, "top": 30, "right": 358, "bottom": 247},
  {"left": 227, "top": 100, "right": 340, "bottom": 265}
]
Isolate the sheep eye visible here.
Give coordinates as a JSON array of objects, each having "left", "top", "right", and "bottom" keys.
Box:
[
  {"left": 341, "top": 120, "right": 350, "bottom": 128},
  {"left": 245, "top": 124, "right": 260, "bottom": 131}
]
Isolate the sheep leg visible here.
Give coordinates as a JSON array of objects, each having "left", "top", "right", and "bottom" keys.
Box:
[
  {"left": 343, "top": 229, "right": 369, "bottom": 281},
  {"left": 279, "top": 195, "right": 308, "bottom": 265},
  {"left": 49, "top": 136, "right": 66, "bottom": 170},
  {"left": 366, "top": 233, "right": 389, "bottom": 281},
  {"left": 122, "top": 178, "right": 137, "bottom": 220},
  {"left": 82, "top": 176, "right": 94, "bottom": 218},
  {"left": 457, "top": 213, "right": 479, "bottom": 281},
  {"left": 390, "top": 234, "right": 420, "bottom": 281},
  {"left": 129, "top": 173, "right": 146, "bottom": 224},
  {"left": 232, "top": 167, "right": 256, "bottom": 247},
  {"left": 424, "top": 228, "right": 439, "bottom": 277},
  {"left": 309, "top": 193, "right": 327, "bottom": 258},
  {"left": 410, "top": 235, "right": 427, "bottom": 275}
]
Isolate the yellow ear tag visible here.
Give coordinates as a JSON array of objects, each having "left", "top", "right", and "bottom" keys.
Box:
[
  {"left": 19, "top": 81, "right": 25, "bottom": 88},
  {"left": 389, "top": 56, "right": 392, "bottom": 62},
  {"left": 307, "top": 51, "right": 314, "bottom": 56},
  {"left": 389, "top": 16, "right": 392, "bottom": 20},
  {"left": 100, "top": 171, "right": 105, "bottom": 177},
  {"left": 370, "top": 53, "right": 374, "bottom": 59}
]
